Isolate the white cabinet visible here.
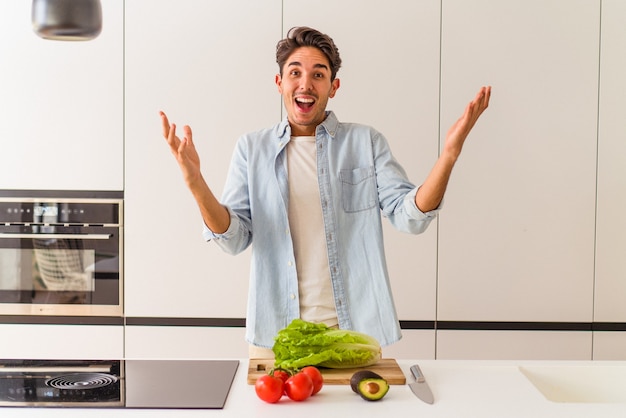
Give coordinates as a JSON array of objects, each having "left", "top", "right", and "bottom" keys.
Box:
[
  {"left": 124, "top": 326, "right": 247, "bottom": 359},
  {"left": 593, "top": 0, "right": 626, "bottom": 360},
  {"left": 283, "top": 0, "right": 441, "bottom": 344},
  {"left": 0, "top": 324, "right": 123, "bottom": 360},
  {"left": 123, "top": 0, "right": 281, "bottom": 318},
  {"left": 437, "top": 0, "right": 599, "bottom": 323},
  {"left": 124, "top": 327, "right": 435, "bottom": 361},
  {"left": 436, "top": 0, "right": 600, "bottom": 359},
  {"left": 595, "top": 0, "right": 626, "bottom": 323},
  {"left": 383, "top": 330, "right": 436, "bottom": 360},
  {"left": 593, "top": 332, "right": 626, "bottom": 361},
  {"left": 0, "top": 0, "right": 123, "bottom": 191},
  {"left": 437, "top": 330, "right": 591, "bottom": 360},
  {"left": 124, "top": 0, "right": 439, "bottom": 356}
]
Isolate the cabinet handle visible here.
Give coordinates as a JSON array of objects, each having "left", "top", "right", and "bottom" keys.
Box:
[{"left": 0, "top": 233, "right": 112, "bottom": 240}]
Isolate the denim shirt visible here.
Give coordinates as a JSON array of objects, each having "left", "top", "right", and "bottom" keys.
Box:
[{"left": 203, "top": 111, "right": 439, "bottom": 348}]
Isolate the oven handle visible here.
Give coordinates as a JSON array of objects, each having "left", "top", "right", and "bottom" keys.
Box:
[{"left": 0, "top": 233, "right": 112, "bottom": 240}]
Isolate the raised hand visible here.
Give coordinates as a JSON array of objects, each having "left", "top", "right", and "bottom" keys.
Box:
[
  {"left": 160, "top": 111, "right": 202, "bottom": 187},
  {"left": 415, "top": 86, "right": 491, "bottom": 212},
  {"left": 443, "top": 86, "right": 491, "bottom": 161},
  {"left": 159, "top": 111, "right": 230, "bottom": 233}
]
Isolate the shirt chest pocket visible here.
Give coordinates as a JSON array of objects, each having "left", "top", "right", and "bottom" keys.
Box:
[{"left": 339, "top": 166, "right": 377, "bottom": 212}]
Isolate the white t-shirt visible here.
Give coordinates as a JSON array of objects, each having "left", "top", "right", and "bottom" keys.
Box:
[{"left": 287, "top": 136, "right": 338, "bottom": 327}]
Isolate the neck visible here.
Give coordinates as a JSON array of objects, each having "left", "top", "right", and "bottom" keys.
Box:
[{"left": 288, "top": 122, "right": 317, "bottom": 137}]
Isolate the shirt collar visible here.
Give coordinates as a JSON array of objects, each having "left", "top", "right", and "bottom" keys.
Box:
[
  {"left": 275, "top": 110, "right": 339, "bottom": 141},
  {"left": 318, "top": 110, "right": 339, "bottom": 138}
]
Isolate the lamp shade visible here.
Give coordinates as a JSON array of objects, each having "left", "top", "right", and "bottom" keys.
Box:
[{"left": 32, "top": 0, "right": 102, "bottom": 41}]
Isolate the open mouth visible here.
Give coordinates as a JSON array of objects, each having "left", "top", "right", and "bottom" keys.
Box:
[{"left": 295, "top": 96, "right": 315, "bottom": 112}]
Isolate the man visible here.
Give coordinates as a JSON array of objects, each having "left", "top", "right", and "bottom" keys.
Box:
[{"left": 160, "top": 27, "right": 491, "bottom": 354}]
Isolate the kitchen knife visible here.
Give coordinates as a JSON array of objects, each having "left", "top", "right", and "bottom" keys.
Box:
[{"left": 409, "top": 364, "right": 434, "bottom": 404}]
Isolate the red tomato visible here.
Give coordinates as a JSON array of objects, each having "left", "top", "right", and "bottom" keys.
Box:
[
  {"left": 272, "top": 368, "right": 290, "bottom": 384},
  {"left": 301, "top": 366, "right": 324, "bottom": 395},
  {"left": 284, "top": 372, "right": 314, "bottom": 401},
  {"left": 255, "top": 374, "right": 284, "bottom": 403}
]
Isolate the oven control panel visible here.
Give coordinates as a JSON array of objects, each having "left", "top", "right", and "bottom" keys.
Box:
[{"left": 0, "top": 200, "right": 121, "bottom": 225}]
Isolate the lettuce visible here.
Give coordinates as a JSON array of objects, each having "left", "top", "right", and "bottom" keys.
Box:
[{"left": 272, "top": 319, "right": 382, "bottom": 369}]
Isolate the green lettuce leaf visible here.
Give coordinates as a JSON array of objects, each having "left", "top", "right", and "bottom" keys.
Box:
[{"left": 272, "top": 319, "right": 382, "bottom": 369}]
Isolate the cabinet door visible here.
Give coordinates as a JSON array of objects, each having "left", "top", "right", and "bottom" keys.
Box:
[
  {"left": 0, "top": 0, "right": 123, "bottom": 191},
  {"left": 437, "top": 330, "right": 591, "bottom": 360},
  {"left": 124, "top": 0, "right": 281, "bottom": 318},
  {"left": 595, "top": 0, "right": 626, "bottom": 323},
  {"left": 125, "top": 326, "right": 247, "bottom": 359},
  {"left": 437, "top": 0, "right": 599, "bottom": 323},
  {"left": 283, "top": 0, "right": 441, "bottom": 334},
  {"left": 593, "top": 0, "right": 626, "bottom": 360},
  {"left": 0, "top": 324, "right": 123, "bottom": 360}
]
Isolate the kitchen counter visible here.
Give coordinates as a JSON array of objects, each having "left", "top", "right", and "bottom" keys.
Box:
[{"left": 2, "top": 360, "right": 625, "bottom": 417}]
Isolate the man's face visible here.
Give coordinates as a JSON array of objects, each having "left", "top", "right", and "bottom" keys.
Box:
[{"left": 275, "top": 46, "right": 340, "bottom": 136}]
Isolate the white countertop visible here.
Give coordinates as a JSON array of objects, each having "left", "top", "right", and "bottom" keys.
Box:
[{"left": 2, "top": 360, "right": 625, "bottom": 418}]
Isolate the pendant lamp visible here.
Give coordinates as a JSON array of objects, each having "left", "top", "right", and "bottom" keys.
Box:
[{"left": 32, "top": 0, "right": 102, "bottom": 41}]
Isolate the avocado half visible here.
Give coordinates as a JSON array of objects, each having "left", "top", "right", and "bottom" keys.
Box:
[{"left": 350, "top": 370, "right": 389, "bottom": 401}]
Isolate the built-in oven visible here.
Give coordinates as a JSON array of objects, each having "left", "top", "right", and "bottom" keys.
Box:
[{"left": 0, "top": 192, "right": 122, "bottom": 317}]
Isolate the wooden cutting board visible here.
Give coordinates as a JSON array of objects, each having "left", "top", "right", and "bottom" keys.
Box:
[{"left": 247, "top": 358, "right": 406, "bottom": 385}]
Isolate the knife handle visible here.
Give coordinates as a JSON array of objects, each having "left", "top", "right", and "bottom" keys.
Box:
[{"left": 410, "top": 365, "right": 426, "bottom": 383}]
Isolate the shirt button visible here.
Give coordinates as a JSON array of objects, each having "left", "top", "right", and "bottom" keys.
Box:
[
  {"left": 290, "top": 294, "right": 296, "bottom": 300},
  {"left": 287, "top": 261, "right": 293, "bottom": 266}
]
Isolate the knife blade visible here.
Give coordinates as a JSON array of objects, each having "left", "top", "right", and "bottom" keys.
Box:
[{"left": 409, "top": 364, "right": 434, "bottom": 404}]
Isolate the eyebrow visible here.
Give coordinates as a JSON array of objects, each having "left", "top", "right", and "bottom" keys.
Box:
[{"left": 287, "top": 61, "right": 330, "bottom": 71}]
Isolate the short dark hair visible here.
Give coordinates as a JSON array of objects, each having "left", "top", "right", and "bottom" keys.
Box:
[{"left": 276, "top": 26, "right": 342, "bottom": 81}]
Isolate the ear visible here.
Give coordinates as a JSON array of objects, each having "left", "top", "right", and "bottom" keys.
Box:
[
  {"left": 329, "top": 78, "right": 340, "bottom": 98},
  {"left": 275, "top": 74, "right": 283, "bottom": 93}
]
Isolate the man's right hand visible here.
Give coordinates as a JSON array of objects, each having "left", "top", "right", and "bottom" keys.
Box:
[
  {"left": 160, "top": 110, "right": 202, "bottom": 187},
  {"left": 159, "top": 110, "right": 231, "bottom": 234}
]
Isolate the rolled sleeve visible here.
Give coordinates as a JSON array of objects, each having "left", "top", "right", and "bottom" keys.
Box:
[
  {"left": 403, "top": 187, "right": 442, "bottom": 220},
  {"left": 201, "top": 207, "right": 240, "bottom": 242}
]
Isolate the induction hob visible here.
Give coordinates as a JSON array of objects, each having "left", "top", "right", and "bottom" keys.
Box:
[{"left": 0, "top": 359, "right": 239, "bottom": 409}]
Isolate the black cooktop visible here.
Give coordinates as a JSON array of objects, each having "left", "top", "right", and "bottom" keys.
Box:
[{"left": 0, "top": 359, "right": 239, "bottom": 409}]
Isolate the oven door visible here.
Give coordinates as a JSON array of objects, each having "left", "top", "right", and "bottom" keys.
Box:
[{"left": 0, "top": 224, "right": 122, "bottom": 316}]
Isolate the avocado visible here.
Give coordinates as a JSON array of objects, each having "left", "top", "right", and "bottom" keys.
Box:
[
  {"left": 350, "top": 370, "right": 383, "bottom": 393},
  {"left": 356, "top": 378, "right": 389, "bottom": 401}
]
